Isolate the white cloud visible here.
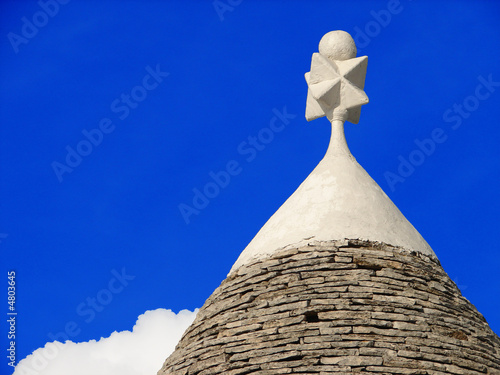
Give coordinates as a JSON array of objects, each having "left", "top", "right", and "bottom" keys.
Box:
[{"left": 14, "top": 308, "right": 198, "bottom": 375}]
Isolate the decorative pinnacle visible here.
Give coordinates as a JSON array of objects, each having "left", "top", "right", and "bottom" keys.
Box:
[{"left": 305, "top": 30, "right": 369, "bottom": 124}]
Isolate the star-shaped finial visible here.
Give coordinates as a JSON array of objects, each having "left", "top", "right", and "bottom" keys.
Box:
[{"left": 305, "top": 31, "right": 369, "bottom": 124}]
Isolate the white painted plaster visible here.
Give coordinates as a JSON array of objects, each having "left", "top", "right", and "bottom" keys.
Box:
[
  {"left": 318, "top": 30, "right": 357, "bottom": 62},
  {"left": 305, "top": 31, "right": 368, "bottom": 124}
]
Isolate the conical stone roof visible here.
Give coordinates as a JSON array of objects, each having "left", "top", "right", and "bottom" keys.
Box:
[
  {"left": 157, "top": 31, "right": 500, "bottom": 375},
  {"left": 159, "top": 240, "right": 500, "bottom": 374}
]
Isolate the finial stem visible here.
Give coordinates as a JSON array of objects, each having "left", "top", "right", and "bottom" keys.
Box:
[
  {"left": 325, "top": 107, "right": 351, "bottom": 157},
  {"left": 331, "top": 107, "right": 348, "bottom": 122},
  {"left": 327, "top": 118, "right": 351, "bottom": 157}
]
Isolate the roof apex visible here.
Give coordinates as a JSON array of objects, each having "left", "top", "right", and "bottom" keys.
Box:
[{"left": 229, "top": 31, "right": 434, "bottom": 274}]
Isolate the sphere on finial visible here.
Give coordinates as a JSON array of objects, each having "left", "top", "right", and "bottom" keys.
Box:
[{"left": 318, "top": 30, "right": 357, "bottom": 61}]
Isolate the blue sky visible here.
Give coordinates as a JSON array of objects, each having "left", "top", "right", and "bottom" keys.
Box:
[{"left": 1, "top": 0, "right": 500, "bottom": 373}]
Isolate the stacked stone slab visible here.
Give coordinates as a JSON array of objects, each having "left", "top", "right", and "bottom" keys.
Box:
[{"left": 158, "top": 240, "right": 500, "bottom": 375}]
